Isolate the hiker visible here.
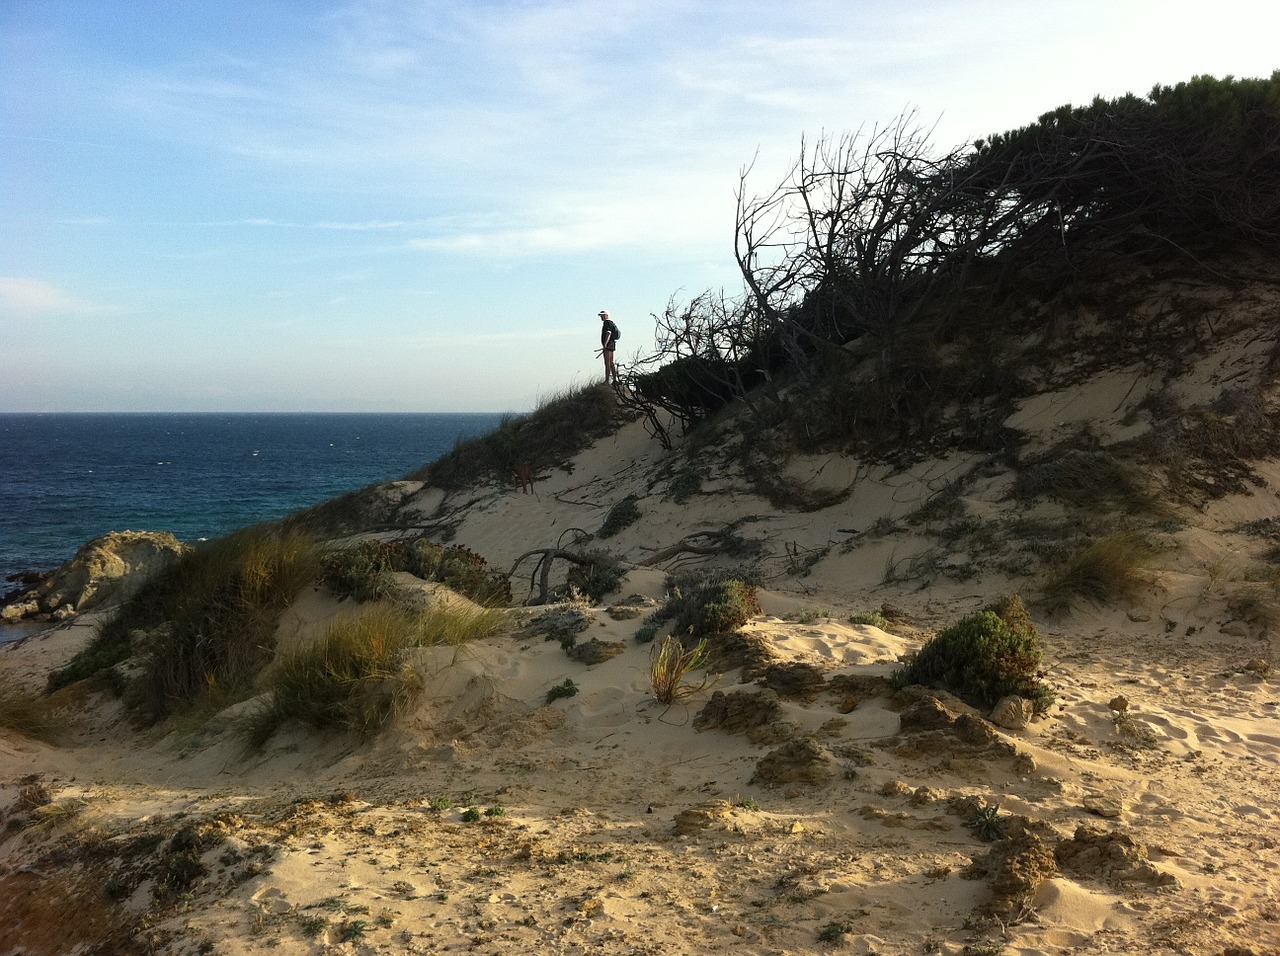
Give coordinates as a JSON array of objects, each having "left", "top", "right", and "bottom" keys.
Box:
[{"left": 598, "top": 310, "right": 620, "bottom": 384}]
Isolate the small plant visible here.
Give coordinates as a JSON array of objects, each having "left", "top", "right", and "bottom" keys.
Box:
[
  {"left": 427, "top": 795, "right": 453, "bottom": 811},
  {"left": 545, "top": 678, "right": 579, "bottom": 704},
  {"left": 848, "top": 608, "right": 888, "bottom": 629},
  {"left": 647, "top": 636, "right": 718, "bottom": 705},
  {"left": 484, "top": 806, "right": 506, "bottom": 817},
  {"left": 735, "top": 797, "right": 760, "bottom": 811},
  {"left": 817, "top": 919, "right": 854, "bottom": 943},
  {"left": 970, "top": 804, "right": 1007, "bottom": 842},
  {"left": 633, "top": 623, "right": 658, "bottom": 644},
  {"left": 460, "top": 808, "right": 482, "bottom": 823}
]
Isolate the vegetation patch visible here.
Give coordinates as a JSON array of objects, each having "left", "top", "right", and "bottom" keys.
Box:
[
  {"left": 322, "top": 538, "right": 511, "bottom": 606},
  {"left": 1038, "top": 531, "right": 1160, "bottom": 615},
  {"left": 242, "top": 602, "right": 506, "bottom": 747},
  {"left": 563, "top": 550, "right": 626, "bottom": 603},
  {"left": 894, "top": 608, "right": 1054, "bottom": 712},
  {"left": 645, "top": 570, "right": 763, "bottom": 641},
  {"left": 48, "top": 526, "right": 321, "bottom": 724},
  {"left": 598, "top": 496, "right": 641, "bottom": 539},
  {"left": 415, "top": 384, "right": 624, "bottom": 490}
]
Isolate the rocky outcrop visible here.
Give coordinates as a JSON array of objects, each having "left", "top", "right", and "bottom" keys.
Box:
[{"left": 0, "top": 531, "right": 188, "bottom": 623}]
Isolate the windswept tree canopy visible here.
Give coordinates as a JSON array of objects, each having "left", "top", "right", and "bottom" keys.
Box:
[{"left": 624, "top": 72, "right": 1280, "bottom": 444}]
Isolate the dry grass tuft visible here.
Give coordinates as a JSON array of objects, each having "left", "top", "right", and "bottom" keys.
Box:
[
  {"left": 241, "top": 601, "right": 507, "bottom": 748},
  {"left": 0, "top": 673, "right": 68, "bottom": 744},
  {"left": 1038, "top": 531, "right": 1161, "bottom": 615}
]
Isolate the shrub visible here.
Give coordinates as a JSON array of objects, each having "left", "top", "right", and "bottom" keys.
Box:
[
  {"left": 647, "top": 636, "right": 718, "bottom": 705},
  {"left": 564, "top": 550, "right": 626, "bottom": 602},
  {"left": 50, "top": 526, "right": 322, "bottom": 723},
  {"left": 598, "top": 497, "right": 641, "bottom": 539},
  {"left": 321, "top": 538, "right": 512, "bottom": 606},
  {"left": 895, "top": 610, "right": 1054, "bottom": 712},
  {"left": 673, "top": 579, "right": 762, "bottom": 638},
  {"left": 241, "top": 602, "right": 506, "bottom": 747}
]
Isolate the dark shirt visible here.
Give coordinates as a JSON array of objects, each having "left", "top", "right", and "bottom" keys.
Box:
[{"left": 601, "top": 320, "right": 619, "bottom": 349}]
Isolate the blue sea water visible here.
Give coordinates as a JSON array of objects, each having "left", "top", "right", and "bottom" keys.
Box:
[{"left": 0, "top": 412, "right": 505, "bottom": 588}]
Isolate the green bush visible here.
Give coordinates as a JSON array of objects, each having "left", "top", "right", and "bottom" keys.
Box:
[
  {"left": 415, "top": 384, "right": 622, "bottom": 490},
  {"left": 564, "top": 550, "right": 625, "bottom": 602},
  {"left": 322, "top": 538, "right": 512, "bottom": 606},
  {"left": 598, "top": 496, "right": 641, "bottom": 539},
  {"left": 646, "top": 570, "right": 763, "bottom": 640},
  {"left": 895, "top": 610, "right": 1054, "bottom": 712}
]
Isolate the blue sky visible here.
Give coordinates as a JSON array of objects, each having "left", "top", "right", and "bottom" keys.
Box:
[{"left": 3, "top": 0, "right": 1276, "bottom": 412}]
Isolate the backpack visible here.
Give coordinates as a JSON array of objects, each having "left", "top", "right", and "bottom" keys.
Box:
[{"left": 611, "top": 321, "right": 621, "bottom": 341}]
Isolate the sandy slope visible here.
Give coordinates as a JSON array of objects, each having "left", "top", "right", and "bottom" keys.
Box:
[{"left": 3, "top": 278, "right": 1280, "bottom": 955}]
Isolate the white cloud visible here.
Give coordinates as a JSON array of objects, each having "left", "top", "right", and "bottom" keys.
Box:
[{"left": 0, "top": 277, "right": 120, "bottom": 318}]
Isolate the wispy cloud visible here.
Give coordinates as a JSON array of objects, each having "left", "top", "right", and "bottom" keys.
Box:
[{"left": 0, "top": 277, "right": 122, "bottom": 318}]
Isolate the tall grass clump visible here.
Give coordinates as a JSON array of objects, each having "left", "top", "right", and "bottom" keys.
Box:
[
  {"left": 48, "top": 526, "right": 321, "bottom": 723},
  {"left": 242, "top": 602, "right": 506, "bottom": 747},
  {"left": 647, "top": 636, "right": 718, "bottom": 705},
  {"left": 894, "top": 609, "right": 1054, "bottom": 712},
  {"left": 414, "top": 384, "right": 622, "bottom": 490},
  {"left": 0, "top": 672, "right": 67, "bottom": 743},
  {"left": 1038, "top": 530, "right": 1160, "bottom": 615}
]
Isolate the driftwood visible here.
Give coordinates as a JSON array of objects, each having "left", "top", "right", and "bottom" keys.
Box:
[
  {"left": 508, "top": 547, "right": 598, "bottom": 605},
  {"left": 638, "top": 529, "right": 755, "bottom": 567}
]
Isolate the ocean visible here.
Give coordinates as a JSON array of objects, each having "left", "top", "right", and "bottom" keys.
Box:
[{"left": 0, "top": 412, "right": 506, "bottom": 588}]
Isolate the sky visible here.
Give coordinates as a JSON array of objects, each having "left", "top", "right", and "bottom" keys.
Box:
[{"left": 2, "top": 0, "right": 1277, "bottom": 413}]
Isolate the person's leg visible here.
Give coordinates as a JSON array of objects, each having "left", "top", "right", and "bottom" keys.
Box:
[{"left": 604, "top": 349, "right": 616, "bottom": 383}]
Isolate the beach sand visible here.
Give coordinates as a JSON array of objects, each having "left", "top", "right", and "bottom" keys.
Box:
[{"left": 3, "top": 279, "right": 1280, "bottom": 954}]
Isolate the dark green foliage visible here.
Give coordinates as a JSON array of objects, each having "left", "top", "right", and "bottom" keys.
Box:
[
  {"left": 542, "top": 675, "right": 578, "bottom": 706},
  {"left": 322, "top": 538, "right": 512, "bottom": 606},
  {"left": 648, "top": 570, "right": 763, "bottom": 640},
  {"left": 598, "top": 496, "right": 641, "bottom": 538},
  {"left": 564, "top": 550, "right": 625, "bottom": 602},
  {"left": 48, "top": 526, "right": 321, "bottom": 723},
  {"left": 668, "top": 468, "right": 703, "bottom": 503},
  {"left": 415, "top": 384, "right": 622, "bottom": 490},
  {"left": 970, "top": 804, "right": 1007, "bottom": 842},
  {"left": 460, "top": 808, "right": 482, "bottom": 823},
  {"left": 544, "top": 678, "right": 579, "bottom": 704},
  {"left": 895, "top": 611, "right": 1054, "bottom": 712},
  {"left": 633, "top": 623, "right": 658, "bottom": 644}
]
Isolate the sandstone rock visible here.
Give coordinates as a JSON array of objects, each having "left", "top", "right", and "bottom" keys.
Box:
[
  {"left": 989, "top": 695, "right": 1034, "bottom": 730},
  {"left": 673, "top": 800, "right": 734, "bottom": 834},
  {"left": 1055, "top": 824, "right": 1178, "bottom": 887},
  {"left": 1083, "top": 792, "right": 1124, "bottom": 818},
  {"left": 880, "top": 779, "right": 912, "bottom": 797},
  {"left": 899, "top": 696, "right": 960, "bottom": 733},
  {"left": 3, "top": 531, "right": 188, "bottom": 621},
  {"left": 753, "top": 737, "right": 836, "bottom": 785},
  {"left": 1108, "top": 695, "right": 1130, "bottom": 713},
  {"left": 756, "top": 661, "right": 827, "bottom": 700},
  {"left": 694, "top": 689, "right": 794, "bottom": 743}
]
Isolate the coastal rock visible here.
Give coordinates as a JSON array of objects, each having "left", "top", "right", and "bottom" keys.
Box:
[
  {"left": 2, "top": 531, "right": 188, "bottom": 621},
  {"left": 990, "top": 695, "right": 1035, "bottom": 730}
]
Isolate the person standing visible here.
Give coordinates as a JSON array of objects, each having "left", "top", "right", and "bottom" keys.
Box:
[{"left": 598, "top": 310, "right": 620, "bottom": 384}]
